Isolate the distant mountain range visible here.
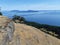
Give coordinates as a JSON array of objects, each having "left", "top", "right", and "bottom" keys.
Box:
[
  {"left": 2, "top": 10, "right": 60, "bottom": 13},
  {"left": 1, "top": 10, "right": 60, "bottom": 18},
  {"left": 10, "top": 10, "right": 39, "bottom": 13}
]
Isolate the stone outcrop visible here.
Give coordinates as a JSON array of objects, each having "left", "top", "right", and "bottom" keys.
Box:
[{"left": 0, "top": 16, "right": 15, "bottom": 45}]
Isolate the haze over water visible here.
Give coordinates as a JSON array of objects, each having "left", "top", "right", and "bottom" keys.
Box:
[
  {"left": 2, "top": 10, "right": 60, "bottom": 26},
  {"left": 0, "top": 0, "right": 60, "bottom": 26}
]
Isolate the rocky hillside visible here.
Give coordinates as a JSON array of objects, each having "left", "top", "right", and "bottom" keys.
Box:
[{"left": 0, "top": 16, "right": 60, "bottom": 45}]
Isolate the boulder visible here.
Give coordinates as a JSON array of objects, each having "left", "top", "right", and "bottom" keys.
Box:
[{"left": 0, "top": 16, "right": 15, "bottom": 45}]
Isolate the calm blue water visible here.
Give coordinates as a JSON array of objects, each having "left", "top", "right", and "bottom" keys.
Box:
[
  {"left": 24, "top": 15, "right": 60, "bottom": 26},
  {"left": 2, "top": 11, "right": 60, "bottom": 26}
]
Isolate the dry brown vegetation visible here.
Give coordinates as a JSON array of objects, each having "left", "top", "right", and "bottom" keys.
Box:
[
  {"left": 0, "top": 16, "right": 60, "bottom": 45},
  {"left": 10, "top": 23, "right": 60, "bottom": 45}
]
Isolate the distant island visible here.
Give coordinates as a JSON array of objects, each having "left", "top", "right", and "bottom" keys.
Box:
[{"left": 10, "top": 10, "right": 39, "bottom": 13}]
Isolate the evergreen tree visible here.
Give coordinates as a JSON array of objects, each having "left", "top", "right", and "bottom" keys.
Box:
[
  {"left": 0, "top": 12, "right": 2, "bottom": 15},
  {"left": 0, "top": 7, "right": 2, "bottom": 15}
]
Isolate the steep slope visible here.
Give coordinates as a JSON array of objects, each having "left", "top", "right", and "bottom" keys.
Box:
[
  {"left": 10, "top": 23, "right": 60, "bottom": 45},
  {"left": 0, "top": 16, "right": 60, "bottom": 45}
]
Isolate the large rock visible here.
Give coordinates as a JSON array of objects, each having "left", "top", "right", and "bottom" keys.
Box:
[{"left": 0, "top": 16, "right": 15, "bottom": 45}]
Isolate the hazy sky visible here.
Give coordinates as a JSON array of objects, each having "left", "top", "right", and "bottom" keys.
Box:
[{"left": 0, "top": 0, "right": 60, "bottom": 10}]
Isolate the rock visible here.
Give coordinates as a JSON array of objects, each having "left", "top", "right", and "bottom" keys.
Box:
[{"left": 0, "top": 16, "right": 15, "bottom": 45}]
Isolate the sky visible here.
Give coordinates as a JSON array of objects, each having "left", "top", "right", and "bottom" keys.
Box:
[{"left": 0, "top": 0, "right": 60, "bottom": 11}]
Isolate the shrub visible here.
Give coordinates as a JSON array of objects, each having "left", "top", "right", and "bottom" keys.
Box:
[
  {"left": 0, "top": 12, "right": 2, "bottom": 15},
  {"left": 12, "top": 15, "right": 25, "bottom": 23}
]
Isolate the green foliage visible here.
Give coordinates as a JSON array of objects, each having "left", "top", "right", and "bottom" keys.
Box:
[
  {"left": 12, "top": 15, "right": 60, "bottom": 39},
  {"left": 25, "top": 21, "right": 60, "bottom": 39},
  {"left": 12, "top": 15, "right": 25, "bottom": 23},
  {"left": 0, "top": 12, "right": 2, "bottom": 15}
]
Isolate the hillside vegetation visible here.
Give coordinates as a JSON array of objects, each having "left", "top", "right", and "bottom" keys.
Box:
[
  {"left": 0, "top": 16, "right": 60, "bottom": 45},
  {"left": 12, "top": 15, "right": 60, "bottom": 39},
  {"left": 25, "top": 21, "right": 60, "bottom": 39},
  {"left": 10, "top": 23, "right": 60, "bottom": 45}
]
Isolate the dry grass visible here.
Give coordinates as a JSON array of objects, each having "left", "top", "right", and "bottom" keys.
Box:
[
  {"left": 0, "top": 16, "right": 60, "bottom": 45},
  {"left": 10, "top": 23, "right": 60, "bottom": 45}
]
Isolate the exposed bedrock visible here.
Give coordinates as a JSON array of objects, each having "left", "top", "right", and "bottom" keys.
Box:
[{"left": 0, "top": 16, "right": 15, "bottom": 45}]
